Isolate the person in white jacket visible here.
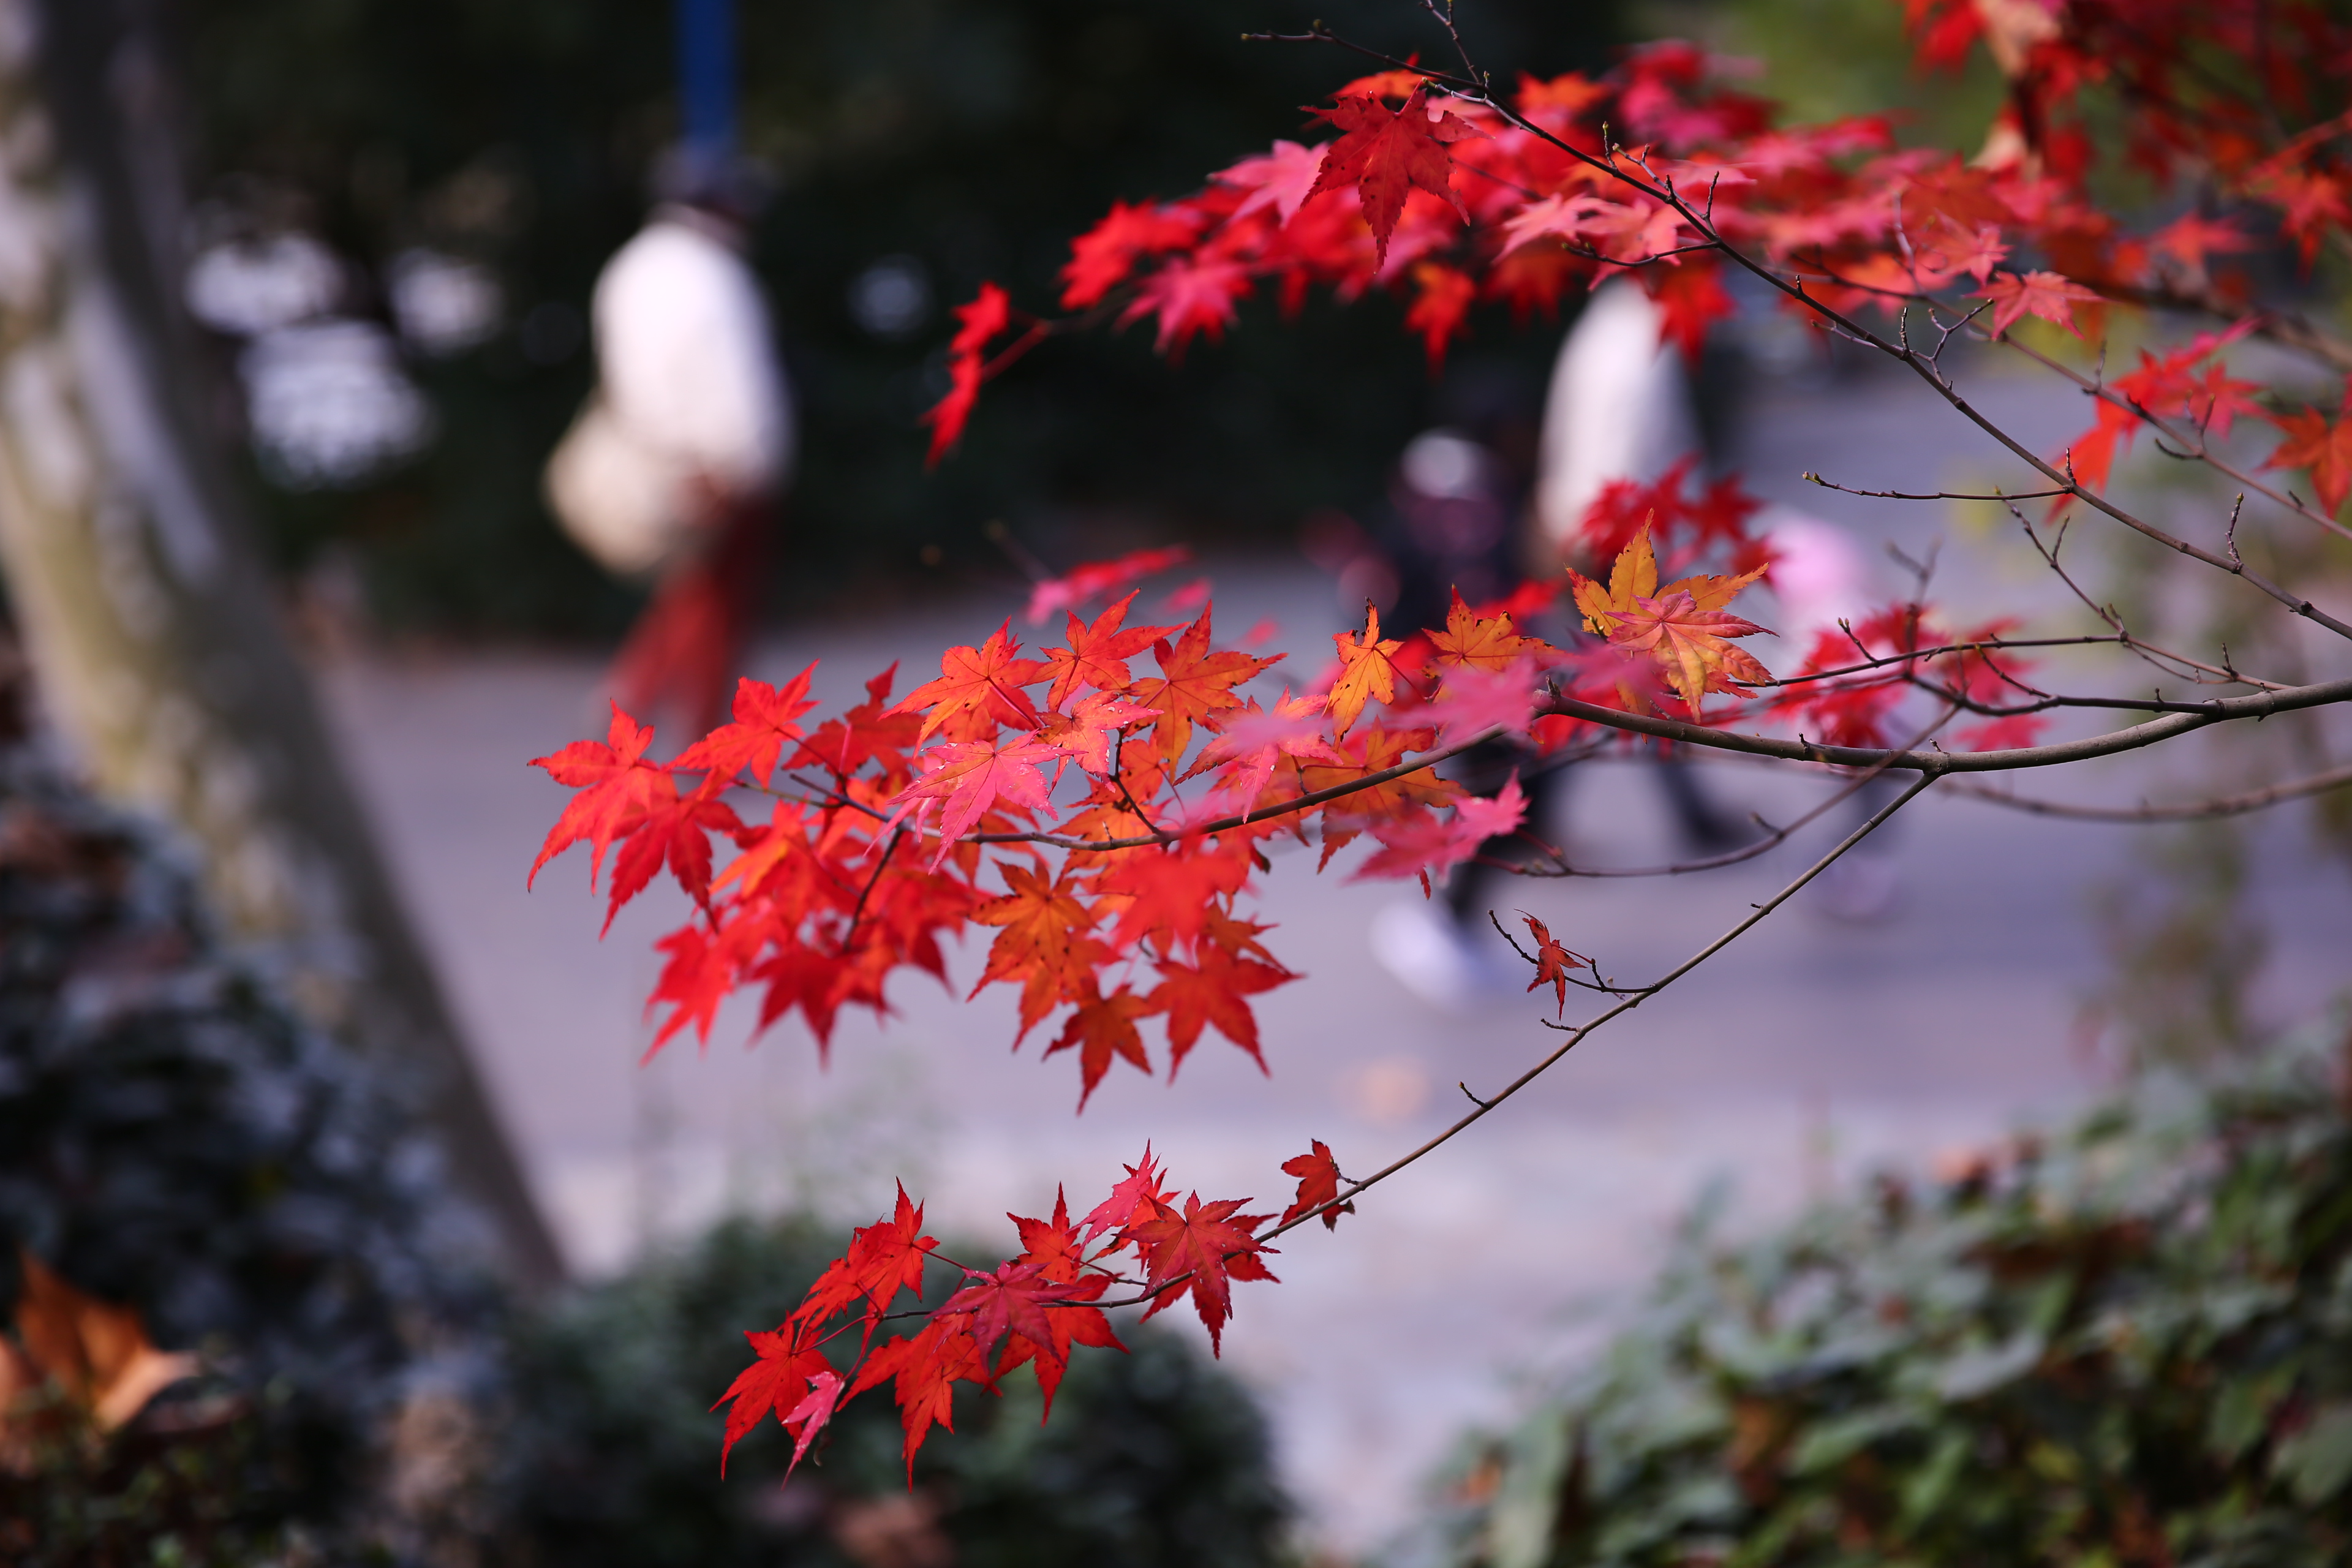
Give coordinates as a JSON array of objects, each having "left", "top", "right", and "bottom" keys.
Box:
[{"left": 545, "top": 183, "right": 795, "bottom": 732}]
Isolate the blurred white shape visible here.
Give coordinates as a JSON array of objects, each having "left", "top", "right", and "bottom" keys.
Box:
[
  {"left": 386, "top": 247, "right": 502, "bottom": 356},
  {"left": 848, "top": 254, "right": 932, "bottom": 339},
  {"left": 185, "top": 233, "right": 342, "bottom": 337},
  {"left": 239, "top": 319, "right": 435, "bottom": 489},
  {"left": 1400, "top": 428, "right": 1491, "bottom": 500},
  {"left": 1762, "top": 507, "right": 1880, "bottom": 650},
  {"left": 1532, "top": 277, "right": 1698, "bottom": 552},
  {"left": 544, "top": 208, "right": 793, "bottom": 577}
]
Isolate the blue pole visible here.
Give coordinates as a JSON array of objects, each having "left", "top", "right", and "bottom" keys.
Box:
[{"left": 676, "top": 0, "right": 737, "bottom": 166}]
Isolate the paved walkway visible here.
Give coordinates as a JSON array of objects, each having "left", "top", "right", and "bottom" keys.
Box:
[{"left": 315, "top": 353, "right": 2352, "bottom": 1554}]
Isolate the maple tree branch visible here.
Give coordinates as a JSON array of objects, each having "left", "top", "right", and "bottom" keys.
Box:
[
  {"left": 1537, "top": 674, "right": 2352, "bottom": 773},
  {"left": 2005, "top": 502, "right": 2274, "bottom": 690},
  {"left": 1802, "top": 475, "right": 2073, "bottom": 503},
  {"left": 1943, "top": 762, "right": 2352, "bottom": 822},
  {"left": 1265, "top": 770, "right": 1939, "bottom": 1239},
  {"left": 838, "top": 824, "right": 907, "bottom": 955},
  {"left": 962, "top": 723, "right": 1512, "bottom": 850}
]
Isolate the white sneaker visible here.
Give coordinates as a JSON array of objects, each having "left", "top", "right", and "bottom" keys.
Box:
[{"left": 1371, "top": 902, "right": 1518, "bottom": 1011}]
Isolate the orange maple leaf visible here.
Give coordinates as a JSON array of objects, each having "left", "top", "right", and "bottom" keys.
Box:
[
  {"left": 1129, "top": 608, "right": 1280, "bottom": 761},
  {"left": 890, "top": 623, "right": 1046, "bottom": 744},
  {"left": 2265, "top": 403, "right": 2352, "bottom": 514},
  {"left": 971, "top": 865, "right": 1104, "bottom": 1041},
  {"left": 1568, "top": 523, "right": 1771, "bottom": 712},
  {"left": 1427, "top": 589, "right": 1546, "bottom": 671},
  {"left": 1305, "top": 84, "right": 1487, "bottom": 268},
  {"left": 1039, "top": 592, "right": 1175, "bottom": 707},
  {"left": 1328, "top": 603, "right": 1410, "bottom": 737}
]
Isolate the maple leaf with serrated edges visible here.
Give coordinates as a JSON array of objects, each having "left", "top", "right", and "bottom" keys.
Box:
[
  {"left": 1120, "top": 255, "right": 1254, "bottom": 358},
  {"left": 886, "top": 733, "right": 1065, "bottom": 857},
  {"left": 1044, "top": 983, "right": 1156, "bottom": 1109},
  {"left": 791, "top": 1185, "right": 938, "bottom": 1341},
  {"left": 712, "top": 1327, "right": 834, "bottom": 1476},
  {"left": 1082, "top": 1145, "right": 1173, "bottom": 1242},
  {"left": 851, "top": 1319, "right": 990, "bottom": 1478},
  {"left": 971, "top": 864, "right": 1103, "bottom": 1041},
  {"left": 1972, "top": 270, "right": 2103, "bottom": 339},
  {"left": 528, "top": 703, "right": 673, "bottom": 890},
  {"left": 936, "top": 1261, "right": 1090, "bottom": 1373},
  {"left": 1428, "top": 590, "right": 1543, "bottom": 671},
  {"left": 1569, "top": 523, "right": 1770, "bottom": 713},
  {"left": 1131, "top": 1193, "right": 1279, "bottom": 1355},
  {"left": 1039, "top": 593, "right": 1175, "bottom": 707},
  {"left": 670, "top": 666, "right": 818, "bottom": 786},
  {"left": 891, "top": 622, "right": 1045, "bottom": 744},
  {"left": 1521, "top": 913, "right": 1590, "bottom": 1020},
  {"left": 1216, "top": 138, "right": 1328, "bottom": 225},
  {"left": 2265, "top": 402, "right": 2352, "bottom": 514},
  {"left": 990, "top": 1270, "right": 1121, "bottom": 1419},
  {"left": 600, "top": 776, "right": 742, "bottom": 931},
  {"left": 1130, "top": 608, "right": 1280, "bottom": 761},
  {"left": 1011, "top": 1188, "right": 1087, "bottom": 1282},
  {"left": 1607, "top": 592, "right": 1773, "bottom": 714},
  {"left": 1305, "top": 85, "right": 1486, "bottom": 268},
  {"left": 1147, "top": 945, "right": 1292, "bottom": 1074},
  {"left": 780, "top": 1370, "right": 843, "bottom": 1477},
  {"left": 1095, "top": 837, "right": 1254, "bottom": 955},
  {"left": 1038, "top": 691, "right": 1162, "bottom": 777},
  {"left": 1191, "top": 691, "right": 1340, "bottom": 809},
  {"left": 1328, "top": 604, "right": 1410, "bottom": 737},
  {"left": 1280, "top": 1140, "right": 1354, "bottom": 1231}
]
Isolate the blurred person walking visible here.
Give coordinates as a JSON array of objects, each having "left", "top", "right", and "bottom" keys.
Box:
[{"left": 544, "top": 0, "right": 793, "bottom": 735}]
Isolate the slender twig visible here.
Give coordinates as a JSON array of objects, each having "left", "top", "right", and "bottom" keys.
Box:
[{"left": 1945, "top": 763, "right": 2352, "bottom": 822}]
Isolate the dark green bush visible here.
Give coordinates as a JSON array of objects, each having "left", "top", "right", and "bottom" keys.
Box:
[
  {"left": 500, "top": 1212, "right": 1292, "bottom": 1568},
  {"left": 1415, "top": 1028, "right": 2352, "bottom": 1568}
]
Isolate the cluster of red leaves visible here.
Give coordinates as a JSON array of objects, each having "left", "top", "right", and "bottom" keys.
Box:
[
  {"left": 712, "top": 1143, "right": 1359, "bottom": 1479},
  {"left": 1773, "top": 605, "right": 2047, "bottom": 753},
  {"left": 530, "top": 1, "right": 2352, "bottom": 1482},
  {"left": 927, "top": 4, "right": 2352, "bottom": 521}
]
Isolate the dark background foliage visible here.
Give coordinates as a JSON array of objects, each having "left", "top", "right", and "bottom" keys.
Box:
[
  {"left": 501, "top": 1214, "right": 1291, "bottom": 1568},
  {"left": 178, "top": 0, "right": 1623, "bottom": 638}
]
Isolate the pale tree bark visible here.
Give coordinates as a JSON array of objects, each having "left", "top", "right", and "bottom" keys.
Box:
[{"left": 0, "top": 0, "right": 562, "bottom": 1287}]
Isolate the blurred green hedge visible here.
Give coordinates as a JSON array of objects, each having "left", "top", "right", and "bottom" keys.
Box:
[
  {"left": 499, "top": 1213, "right": 1292, "bottom": 1568},
  {"left": 1413, "top": 1027, "right": 2352, "bottom": 1568}
]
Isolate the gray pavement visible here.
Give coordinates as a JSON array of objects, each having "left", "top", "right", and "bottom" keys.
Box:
[{"left": 314, "top": 350, "right": 2352, "bottom": 1554}]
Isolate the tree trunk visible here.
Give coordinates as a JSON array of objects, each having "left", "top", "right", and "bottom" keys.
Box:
[{"left": 0, "top": 0, "right": 562, "bottom": 1287}]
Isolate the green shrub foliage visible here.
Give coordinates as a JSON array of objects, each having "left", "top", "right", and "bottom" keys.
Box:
[
  {"left": 1422, "top": 1035, "right": 2352, "bottom": 1568},
  {"left": 500, "top": 1213, "right": 1291, "bottom": 1568}
]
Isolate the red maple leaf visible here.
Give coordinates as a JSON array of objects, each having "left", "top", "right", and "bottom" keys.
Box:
[
  {"left": 1039, "top": 593, "right": 1175, "bottom": 707},
  {"left": 1215, "top": 138, "right": 1329, "bottom": 225},
  {"left": 1146, "top": 944, "right": 1292, "bottom": 1074},
  {"left": 1129, "top": 1193, "right": 1278, "bottom": 1355},
  {"left": 528, "top": 703, "right": 673, "bottom": 890},
  {"left": 1353, "top": 776, "right": 1528, "bottom": 886},
  {"left": 970, "top": 864, "right": 1104, "bottom": 1041},
  {"left": 1044, "top": 984, "right": 1156, "bottom": 1109},
  {"left": 987, "top": 1271, "right": 1122, "bottom": 1419},
  {"left": 1406, "top": 261, "right": 1477, "bottom": 369},
  {"left": 1278, "top": 1140, "right": 1354, "bottom": 1231},
  {"left": 1061, "top": 200, "right": 1203, "bottom": 309},
  {"left": 1423, "top": 659, "right": 1546, "bottom": 745},
  {"left": 922, "top": 282, "right": 1013, "bottom": 464},
  {"left": 891, "top": 622, "right": 1046, "bottom": 744},
  {"left": 1024, "top": 546, "right": 1193, "bottom": 625},
  {"left": 1130, "top": 608, "right": 1280, "bottom": 762},
  {"left": 1009, "top": 1188, "right": 1088, "bottom": 1282},
  {"left": 1971, "top": 269, "right": 2103, "bottom": 339},
  {"left": 600, "top": 777, "right": 743, "bottom": 930},
  {"left": 671, "top": 666, "right": 819, "bottom": 786},
  {"left": 851, "top": 1318, "right": 990, "bottom": 1477},
  {"left": 779, "top": 1370, "right": 844, "bottom": 1477},
  {"left": 1305, "top": 85, "right": 1486, "bottom": 268},
  {"left": 712, "top": 1327, "right": 834, "bottom": 1476},
  {"left": 1521, "top": 913, "right": 1590, "bottom": 1019},
  {"left": 886, "top": 733, "right": 1065, "bottom": 854},
  {"left": 1119, "top": 254, "right": 1253, "bottom": 358},
  {"left": 2265, "top": 402, "right": 2352, "bottom": 514},
  {"left": 935, "top": 1261, "right": 1089, "bottom": 1373},
  {"left": 1038, "top": 690, "right": 1163, "bottom": 777},
  {"left": 1094, "top": 837, "right": 1254, "bottom": 955},
  {"left": 1082, "top": 1145, "right": 1175, "bottom": 1243},
  {"left": 791, "top": 1185, "right": 940, "bottom": 1341}
]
